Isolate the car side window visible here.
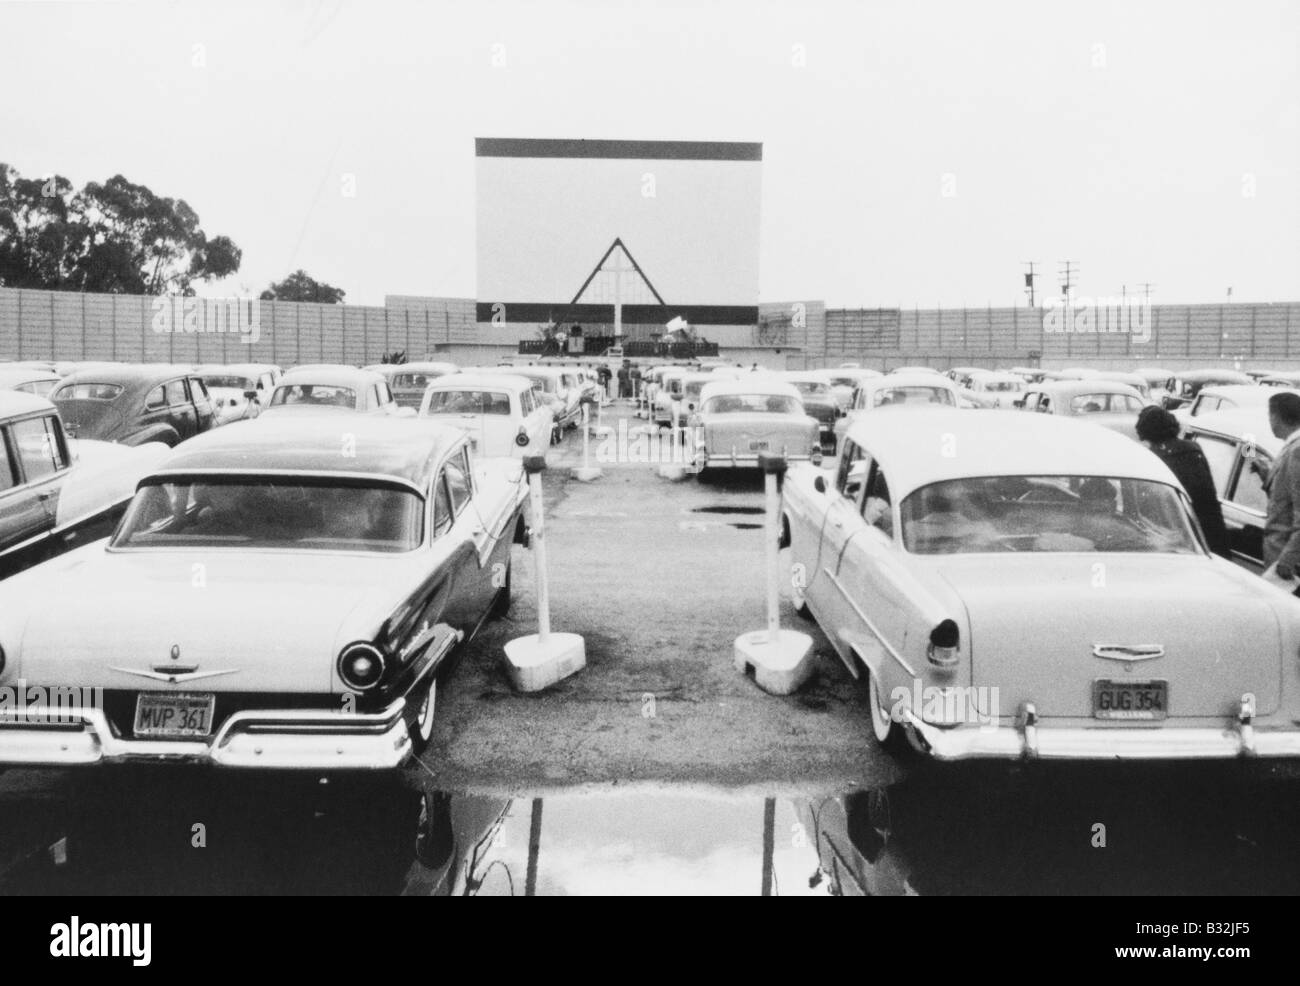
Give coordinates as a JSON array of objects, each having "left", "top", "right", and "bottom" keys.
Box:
[
  {"left": 836, "top": 441, "right": 871, "bottom": 503},
  {"left": 12, "top": 416, "right": 65, "bottom": 482},
  {"left": 190, "top": 378, "right": 211, "bottom": 404},
  {"left": 0, "top": 429, "right": 18, "bottom": 491},
  {"left": 444, "top": 455, "right": 472, "bottom": 517},
  {"left": 863, "top": 464, "right": 893, "bottom": 536},
  {"left": 1229, "top": 452, "right": 1269, "bottom": 514},
  {"left": 1190, "top": 434, "right": 1237, "bottom": 495},
  {"left": 164, "top": 379, "right": 188, "bottom": 407},
  {"left": 432, "top": 472, "right": 453, "bottom": 537},
  {"left": 145, "top": 385, "right": 166, "bottom": 410},
  {"left": 380, "top": 383, "right": 394, "bottom": 406}
]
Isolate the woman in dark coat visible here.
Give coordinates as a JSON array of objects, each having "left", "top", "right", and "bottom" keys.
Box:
[{"left": 1135, "top": 406, "right": 1232, "bottom": 558}]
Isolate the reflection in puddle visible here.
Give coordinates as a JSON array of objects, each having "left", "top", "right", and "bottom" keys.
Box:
[{"left": 4, "top": 766, "right": 1300, "bottom": 895}]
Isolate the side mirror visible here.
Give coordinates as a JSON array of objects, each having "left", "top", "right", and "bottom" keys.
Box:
[
  {"left": 243, "top": 390, "right": 258, "bottom": 400},
  {"left": 813, "top": 475, "right": 827, "bottom": 494}
]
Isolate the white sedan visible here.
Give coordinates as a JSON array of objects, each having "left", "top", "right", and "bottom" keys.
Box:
[
  {"left": 418, "top": 372, "right": 554, "bottom": 460},
  {"left": 782, "top": 408, "right": 1300, "bottom": 760}
]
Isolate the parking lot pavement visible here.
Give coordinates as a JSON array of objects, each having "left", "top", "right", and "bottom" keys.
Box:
[{"left": 423, "top": 404, "right": 891, "bottom": 792}]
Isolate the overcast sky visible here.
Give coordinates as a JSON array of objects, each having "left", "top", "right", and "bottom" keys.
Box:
[{"left": 2, "top": 0, "right": 1296, "bottom": 307}]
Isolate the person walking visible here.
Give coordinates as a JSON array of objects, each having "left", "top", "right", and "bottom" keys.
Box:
[
  {"left": 1264, "top": 391, "right": 1300, "bottom": 585},
  {"left": 1134, "top": 406, "right": 1231, "bottom": 558}
]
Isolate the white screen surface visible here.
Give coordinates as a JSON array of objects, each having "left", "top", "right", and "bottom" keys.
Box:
[{"left": 476, "top": 141, "right": 761, "bottom": 310}]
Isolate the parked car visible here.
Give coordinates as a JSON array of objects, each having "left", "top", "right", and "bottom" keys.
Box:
[
  {"left": 1135, "top": 367, "right": 1177, "bottom": 406},
  {"left": 1259, "top": 371, "right": 1300, "bottom": 389},
  {"left": 363, "top": 362, "right": 459, "bottom": 410},
  {"left": 264, "top": 366, "right": 413, "bottom": 417},
  {"left": 1174, "top": 384, "right": 1296, "bottom": 431},
  {"left": 0, "top": 367, "right": 61, "bottom": 399},
  {"left": 473, "top": 366, "right": 580, "bottom": 436},
  {"left": 0, "top": 392, "right": 170, "bottom": 579},
  {"left": 1085, "top": 370, "right": 1151, "bottom": 401},
  {"left": 1162, "top": 369, "right": 1253, "bottom": 410},
  {"left": 817, "top": 368, "right": 883, "bottom": 412},
  {"left": 958, "top": 370, "right": 1025, "bottom": 409},
  {"left": 52, "top": 364, "right": 217, "bottom": 447},
  {"left": 1015, "top": 380, "right": 1148, "bottom": 439},
  {"left": 652, "top": 367, "right": 691, "bottom": 427},
  {"left": 688, "top": 378, "right": 821, "bottom": 475},
  {"left": 781, "top": 372, "right": 842, "bottom": 451},
  {"left": 1182, "top": 408, "right": 1279, "bottom": 573},
  {"left": 194, "top": 364, "right": 279, "bottom": 426},
  {"left": 0, "top": 415, "right": 529, "bottom": 770},
  {"left": 889, "top": 366, "right": 944, "bottom": 376},
  {"left": 781, "top": 407, "right": 1300, "bottom": 760},
  {"left": 831, "top": 372, "right": 961, "bottom": 448},
  {"left": 418, "top": 372, "right": 553, "bottom": 459}
]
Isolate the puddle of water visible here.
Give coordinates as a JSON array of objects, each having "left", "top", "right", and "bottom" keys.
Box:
[
  {"left": 7, "top": 769, "right": 1300, "bottom": 896},
  {"left": 729, "top": 523, "right": 762, "bottom": 530},
  {"left": 690, "top": 506, "right": 765, "bottom": 515}
]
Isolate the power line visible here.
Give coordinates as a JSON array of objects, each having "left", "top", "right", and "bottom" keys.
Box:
[{"left": 1058, "top": 261, "right": 1078, "bottom": 299}]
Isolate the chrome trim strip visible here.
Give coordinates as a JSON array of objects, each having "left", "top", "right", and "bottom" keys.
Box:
[{"left": 825, "top": 569, "right": 917, "bottom": 676}]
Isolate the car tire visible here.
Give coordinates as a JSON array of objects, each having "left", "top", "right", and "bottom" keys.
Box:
[
  {"left": 489, "top": 560, "right": 512, "bottom": 619},
  {"left": 551, "top": 425, "right": 562, "bottom": 446},
  {"left": 866, "top": 668, "right": 914, "bottom": 758},
  {"left": 409, "top": 678, "right": 437, "bottom": 756},
  {"left": 414, "top": 789, "right": 456, "bottom": 870}
]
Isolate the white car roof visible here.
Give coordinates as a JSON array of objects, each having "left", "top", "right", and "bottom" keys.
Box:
[
  {"left": 425, "top": 372, "right": 531, "bottom": 394},
  {"left": 276, "top": 366, "right": 384, "bottom": 389},
  {"left": 699, "top": 378, "right": 802, "bottom": 401},
  {"left": 844, "top": 408, "right": 1177, "bottom": 497},
  {"left": 1195, "top": 384, "right": 1291, "bottom": 404},
  {"left": 0, "top": 391, "right": 56, "bottom": 418},
  {"left": 864, "top": 372, "right": 959, "bottom": 392}
]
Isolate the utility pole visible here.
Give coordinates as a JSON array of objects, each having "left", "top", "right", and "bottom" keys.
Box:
[
  {"left": 1137, "top": 282, "right": 1155, "bottom": 302},
  {"left": 1058, "top": 261, "right": 1078, "bottom": 300},
  {"left": 1022, "top": 262, "right": 1038, "bottom": 307}
]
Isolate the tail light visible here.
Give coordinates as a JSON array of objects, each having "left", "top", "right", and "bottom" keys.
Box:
[
  {"left": 338, "top": 642, "right": 386, "bottom": 692},
  {"left": 515, "top": 426, "right": 530, "bottom": 447},
  {"left": 928, "top": 620, "right": 960, "bottom": 667}
]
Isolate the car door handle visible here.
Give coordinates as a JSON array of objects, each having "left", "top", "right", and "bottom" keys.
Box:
[{"left": 37, "top": 490, "right": 57, "bottom": 502}]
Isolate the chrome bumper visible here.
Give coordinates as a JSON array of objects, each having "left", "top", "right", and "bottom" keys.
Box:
[
  {"left": 0, "top": 700, "right": 412, "bottom": 770},
  {"left": 901, "top": 700, "right": 1300, "bottom": 761}
]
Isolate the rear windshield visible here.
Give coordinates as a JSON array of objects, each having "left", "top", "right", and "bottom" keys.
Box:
[
  {"left": 201, "top": 375, "right": 254, "bottom": 390},
  {"left": 55, "top": 383, "right": 123, "bottom": 400},
  {"left": 270, "top": 384, "right": 355, "bottom": 407},
  {"left": 901, "top": 476, "right": 1200, "bottom": 555},
  {"left": 792, "top": 381, "right": 832, "bottom": 396},
  {"left": 423, "top": 390, "right": 512, "bottom": 415},
  {"left": 703, "top": 394, "right": 801, "bottom": 415},
  {"left": 871, "top": 387, "right": 955, "bottom": 407},
  {"left": 113, "top": 478, "right": 423, "bottom": 552}
]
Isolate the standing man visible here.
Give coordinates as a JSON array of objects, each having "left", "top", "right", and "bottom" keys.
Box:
[
  {"left": 630, "top": 363, "right": 643, "bottom": 402},
  {"left": 617, "top": 361, "right": 631, "bottom": 399},
  {"left": 1264, "top": 392, "right": 1300, "bottom": 584},
  {"left": 1134, "top": 406, "right": 1231, "bottom": 558}
]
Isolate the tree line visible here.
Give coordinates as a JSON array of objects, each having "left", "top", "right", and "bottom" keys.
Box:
[{"left": 0, "top": 163, "right": 345, "bottom": 303}]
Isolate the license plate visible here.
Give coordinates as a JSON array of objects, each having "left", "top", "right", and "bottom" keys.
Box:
[
  {"left": 134, "top": 692, "right": 216, "bottom": 737},
  {"left": 1092, "top": 679, "right": 1168, "bottom": 720},
  {"left": 749, "top": 440, "right": 769, "bottom": 451}
]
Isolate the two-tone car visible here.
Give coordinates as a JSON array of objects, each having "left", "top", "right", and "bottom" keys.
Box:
[
  {"left": 1, "top": 392, "right": 169, "bottom": 579},
  {"left": 363, "top": 362, "right": 460, "bottom": 410},
  {"left": 0, "top": 415, "right": 528, "bottom": 770},
  {"left": 1016, "top": 380, "right": 1148, "bottom": 439},
  {"left": 781, "top": 407, "right": 1300, "bottom": 760},
  {"left": 781, "top": 372, "right": 842, "bottom": 451},
  {"left": 418, "top": 372, "right": 553, "bottom": 459},
  {"left": 688, "top": 378, "right": 822, "bottom": 475},
  {"left": 831, "top": 372, "right": 961, "bottom": 449},
  {"left": 52, "top": 364, "right": 217, "bottom": 447},
  {"left": 264, "top": 366, "right": 413, "bottom": 418},
  {"left": 1162, "top": 369, "right": 1253, "bottom": 411},
  {"left": 957, "top": 370, "right": 1025, "bottom": 409}
]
